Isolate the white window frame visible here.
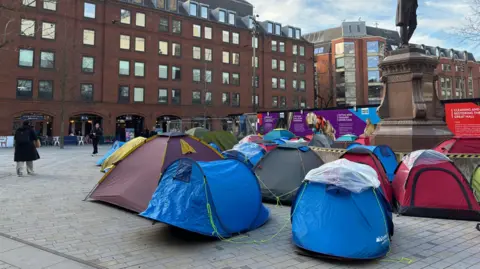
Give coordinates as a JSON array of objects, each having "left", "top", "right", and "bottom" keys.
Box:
[
  {"left": 83, "top": 29, "right": 95, "bottom": 45},
  {"left": 20, "top": 19, "right": 36, "bottom": 37},
  {"left": 43, "top": 0, "right": 56, "bottom": 11},
  {"left": 134, "top": 87, "right": 144, "bottom": 102},
  {"left": 135, "top": 37, "right": 145, "bottom": 52},
  {"left": 205, "top": 27, "right": 212, "bottom": 39},
  {"left": 136, "top": 12, "right": 146, "bottom": 27},
  {"left": 159, "top": 41, "right": 168, "bottom": 55},
  {"left": 222, "top": 30, "right": 229, "bottom": 43},
  {"left": 41, "top": 22, "right": 55, "bottom": 39},
  {"left": 193, "top": 24, "right": 202, "bottom": 38},
  {"left": 232, "top": 32, "right": 239, "bottom": 44}
]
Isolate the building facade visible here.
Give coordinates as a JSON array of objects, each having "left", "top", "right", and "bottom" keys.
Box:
[
  {"left": 304, "top": 21, "right": 480, "bottom": 108},
  {"left": 0, "top": 0, "right": 314, "bottom": 137}
]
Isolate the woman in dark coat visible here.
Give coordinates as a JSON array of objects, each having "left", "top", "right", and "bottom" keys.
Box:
[{"left": 14, "top": 121, "right": 40, "bottom": 176}]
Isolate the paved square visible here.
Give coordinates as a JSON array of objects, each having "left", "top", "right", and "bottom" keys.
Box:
[{"left": 0, "top": 147, "right": 479, "bottom": 269}]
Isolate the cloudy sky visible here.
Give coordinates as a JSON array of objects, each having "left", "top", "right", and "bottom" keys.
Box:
[{"left": 247, "top": 0, "right": 479, "bottom": 57}]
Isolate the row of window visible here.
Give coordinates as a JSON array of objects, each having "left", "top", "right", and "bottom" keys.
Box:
[
  {"left": 440, "top": 77, "right": 475, "bottom": 91},
  {"left": 20, "top": 19, "right": 56, "bottom": 39},
  {"left": 272, "top": 96, "right": 307, "bottom": 109},
  {"left": 22, "top": 0, "right": 57, "bottom": 11},
  {"left": 272, "top": 78, "right": 306, "bottom": 91}
]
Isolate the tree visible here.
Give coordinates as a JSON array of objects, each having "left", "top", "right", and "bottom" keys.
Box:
[
  {"left": 316, "top": 59, "right": 335, "bottom": 108},
  {"left": 456, "top": 0, "right": 480, "bottom": 44},
  {"left": 318, "top": 91, "right": 334, "bottom": 108}
]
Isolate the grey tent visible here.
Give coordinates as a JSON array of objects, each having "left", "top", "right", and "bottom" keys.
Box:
[
  {"left": 308, "top": 134, "right": 333, "bottom": 148},
  {"left": 254, "top": 143, "right": 324, "bottom": 204}
]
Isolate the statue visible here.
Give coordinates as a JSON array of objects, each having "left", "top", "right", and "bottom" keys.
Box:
[{"left": 396, "top": 0, "right": 418, "bottom": 47}]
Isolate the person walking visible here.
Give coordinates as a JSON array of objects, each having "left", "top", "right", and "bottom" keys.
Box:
[
  {"left": 14, "top": 121, "right": 40, "bottom": 177},
  {"left": 90, "top": 123, "right": 103, "bottom": 156}
]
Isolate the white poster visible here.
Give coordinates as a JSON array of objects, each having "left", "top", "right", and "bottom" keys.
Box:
[{"left": 0, "top": 136, "right": 14, "bottom": 148}]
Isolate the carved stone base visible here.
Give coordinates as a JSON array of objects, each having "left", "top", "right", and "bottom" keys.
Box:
[{"left": 370, "top": 120, "right": 453, "bottom": 152}]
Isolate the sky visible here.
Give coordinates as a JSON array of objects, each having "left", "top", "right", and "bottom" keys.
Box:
[{"left": 247, "top": 0, "right": 479, "bottom": 58}]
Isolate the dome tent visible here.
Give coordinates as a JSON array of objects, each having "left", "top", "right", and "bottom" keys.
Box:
[
  {"left": 308, "top": 133, "right": 333, "bottom": 148},
  {"left": 263, "top": 129, "right": 295, "bottom": 141},
  {"left": 292, "top": 159, "right": 393, "bottom": 260},
  {"left": 222, "top": 142, "right": 265, "bottom": 169},
  {"left": 96, "top": 141, "right": 125, "bottom": 166},
  {"left": 140, "top": 158, "right": 270, "bottom": 238},
  {"left": 345, "top": 144, "right": 398, "bottom": 182}
]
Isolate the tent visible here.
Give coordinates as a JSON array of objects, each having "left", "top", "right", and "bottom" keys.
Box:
[
  {"left": 254, "top": 143, "right": 324, "bottom": 204},
  {"left": 186, "top": 127, "right": 209, "bottom": 138},
  {"left": 354, "top": 135, "right": 371, "bottom": 146},
  {"left": 340, "top": 147, "right": 393, "bottom": 205},
  {"left": 140, "top": 158, "right": 270, "bottom": 238},
  {"left": 472, "top": 166, "right": 480, "bottom": 201},
  {"left": 255, "top": 140, "right": 278, "bottom": 152},
  {"left": 86, "top": 133, "right": 223, "bottom": 213},
  {"left": 337, "top": 134, "right": 358, "bottom": 142},
  {"left": 308, "top": 134, "right": 333, "bottom": 148},
  {"left": 393, "top": 150, "right": 480, "bottom": 221},
  {"left": 96, "top": 141, "right": 125, "bottom": 166},
  {"left": 222, "top": 142, "right": 265, "bottom": 169},
  {"left": 209, "top": 142, "right": 222, "bottom": 153},
  {"left": 239, "top": 135, "right": 263, "bottom": 144},
  {"left": 346, "top": 144, "right": 398, "bottom": 182},
  {"left": 200, "top": 131, "right": 238, "bottom": 151},
  {"left": 433, "top": 137, "right": 480, "bottom": 154},
  {"left": 100, "top": 137, "right": 147, "bottom": 172},
  {"left": 263, "top": 129, "right": 295, "bottom": 141},
  {"left": 292, "top": 159, "right": 393, "bottom": 260}
]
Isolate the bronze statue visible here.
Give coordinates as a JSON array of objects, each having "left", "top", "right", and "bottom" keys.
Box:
[{"left": 396, "top": 0, "right": 418, "bottom": 47}]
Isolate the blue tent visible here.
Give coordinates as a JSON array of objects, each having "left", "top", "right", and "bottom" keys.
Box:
[
  {"left": 140, "top": 158, "right": 270, "bottom": 238},
  {"left": 223, "top": 143, "right": 265, "bottom": 169},
  {"left": 209, "top": 142, "right": 222, "bottom": 153},
  {"left": 264, "top": 129, "right": 295, "bottom": 141},
  {"left": 336, "top": 134, "right": 358, "bottom": 142},
  {"left": 96, "top": 141, "right": 125, "bottom": 166},
  {"left": 346, "top": 144, "right": 398, "bottom": 182},
  {"left": 292, "top": 159, "right": 393, "bottom": 260}
]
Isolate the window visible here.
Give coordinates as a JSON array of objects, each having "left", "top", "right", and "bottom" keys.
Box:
[
  {"left": 136, "top": 13, "right": 146, "bottom": 27},
  {"left": 252, "top": 36, "right": 258, "bottom": 48},
  {"left": 159, "top": 18, "right": 169, "bottom": 32},
  {"left": 172, "top": 89, "right": 181, "bottom": 104},
  {"left": 18, "top": 49, "right": 34, "bottom": 67},
  {"left": 293, "top": 62, "right": 297, "bottom": 73},
  {"left": 368, "top": 86, "right": 382, "bottom": 104},
  {"left": 192, "top": 91, "right": 201, "bottom": 104},
  {"left": 20, "top": 19, "right": 35, "bottom": 37},
  {"left": 295, "top": 29, "right": 301, "bottom": 39},
  {"left": 292, "top": 80, "right": 297, "bottom": 90},
  {"left": 134, "top": 62, "right": 145, "bottom": 77},
  {"left": 167, "top": 0, "right": 177, "bottom": 11},
  {"left": 300, "top": 97, "right": 306, "bottom": 108},
  {"left": 43, "top": 22, "right": 57, "bottom": 39},
  {"left": 299, "top": 63, "right": 305, "bottom": 74},
  {"left": 232, "top": 53, "right": 240, "bottom": 65},
  {"left": 279, "top": 60, "right": 285, "bottom": 71},
  {"left": 272, "top": 78, "right": 278, "bottom": 89},
  {"left": 135, "top": 37, "right": 145, "bottom": 52},
  {"left": 252, "top": 95, "right": 259, "bottom": 106},
  {"left": 367, "top": 41, "right": 379, "bottom": 53},
  {"left": 205, "top": 91, "right": 212, "bottom": 105},
  {"left": 272, "top": 40, "right": 277, "bottom": 52},
  {"left": 368, "top": 71, "right": 380, "bottom": 83},
  {"left": 442, "top": 64, "right": 451, "bottom": 71},
  {"left": 134, "top": 87, "right": 144, "bottom": 102},
  {"left": 280, "top": 96, "right": 286, "bottom": 108},
  {"left": 193, "top": 24, "right": 201, "bottom": 38},
  {"left": 222, "top": 72, "right": 230, "bottom": 84},
  {"left": 222, "top": 51, "right": 230, "bottom": 64},
  {"left": 252, "top": 56, "right": 258, "bottom": 68},
  {"left": 293, "top": 45, "right": 297, "bottom": 55},
  {"left": 118, "top": 86, "right": 130, "bottom": 103},
  {"left": 158, "top": 65, "right": 168, "bottom": 79},
  {"left": 193, "top": 69, "right": 201, "bottom": 82},
  {"left": 120, "top": 35, "right": 130, "bottom": 50},
  {"left": 205, "top": 48, "right": 212, "bottom": 61},
  {"left": 254, "top": 76, "right": 259, "bottom": 88},
  {"left": 172, "top": 66, "right": 181, "bottom": 80},
  {"left": 17, "top": 79, "right": 33, "bottom": 98},
  {"left": 232, "top": 32, "right": 239, "bottom": 44},
  {"left": 193, "top": 46, "right": 201, "bottom": 60},
  {"left": 43, "top": 0, "right": 56, "bottom": 11},
  {"left": 84, "top": 2, "right": 96, "bottom": 18},
  {"left": 172, "top": 43, "right": 181, "bottom": 56},
  {"left": 172, "top": 20, "right": 181, "bottom": 33},
  {"left": 368, "top": 56, "right": 379, "bottom": 68},
  {"left": 232, "top": 73, "right": 240, "bottom": 85},
  {"left": 83, "top": 29, "right": 95, "bottom": 45},
  {"left": 279, "top": 42, "right": 285, "bottom": 53},
  {"left": 205, "top": 27, "right": 212, "bottom": 39},
  {"left": 39, "top": 80, "right": 53, "bottom": 99},
  {"left": 40, "top": 51, "right": 55, "bottom": 69},
  {"left": 200, "top": 6, "right": 208, "bottom": 19},
  {"left": 80, "top": 84, "right": 93, "bottom": 101},
  {"left": 205, "top": 70, "right": 212, "bottom": 83},
  {"left": 300, "top": 46, "right": 305, "bottom": 56},
  {"left": 336, "top": 57, "right": 345, "bottom": 68},
  {"left": 22, "top": 0, "right": 35, "bottom": 7},
  {"left": 280, "top": 78, "right": 286, "bottom": 89},
  {"left": 228, "top": 12, "right": 235, "bottom": 25},
  {"left": 222, "top": 31, "right": 229, "bottom": 43},
  {"left": 335, "top": 42, "right": 355, "bottom": 54},
  {"left": 267, "top": 22, "right": 273, "bottom": 34},
  {"left": 288, "top": 27, "right": 293, "bottom": 38},
  {"left": 189, "top": 2, "right": 197, "bottom": 16},
  {"left": 219, "top": 10, "right": 226, "bottom": 23},
  {"left": 222, "top": 92, "right": 230, "bottom": 105},
  {"left": 300, "top": 80, "right": 306, "bottom": 90},
  {"left": 275, "top": 24, "right": 281, "bottom": 35},
  {"left": 314, "top": 47, "right": 324, "bottom": 54},
  {"left": 119, "top": 60, "right": 129, "bottom": 75},
  {"left": 272, "top": 59, "right": 277, "bottom": 70},
  {"left": 120, "top": 9, "right": 131, "bottom": 24},
  {"left": 159, "top": 41, "right": 168, "bottom": 55},
  {"left": 272, "top": 96, "right": 278, "bottom": 107},
  {"left": 82, "top": 56, "right": 94, "bottom": 73},
  {"left": 158, "top": 89, "right": 168, "bottom": 104},
  {"left": 232, "top": 93, "right": 240, "bottom": 106},
  {"left": 293, "top": 97, "right": 298, "bottom": 108}
]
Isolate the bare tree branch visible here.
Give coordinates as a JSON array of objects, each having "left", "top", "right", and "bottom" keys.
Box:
[{"left": 455, "top": 0, "right": 480, "bottom": 45}]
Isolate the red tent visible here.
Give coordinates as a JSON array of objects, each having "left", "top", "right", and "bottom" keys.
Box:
[
  {"left": 340, "top": 147, "right": 393, "bottom": 204},
  {"left": 354, "top": 135, "right": 371, "bottom": 146},
  {"left": 393, "top": 150, "right": 480, "bottom": 221},
  {"left": 433, "top": 137, "right": 480, "bottom": 154}
]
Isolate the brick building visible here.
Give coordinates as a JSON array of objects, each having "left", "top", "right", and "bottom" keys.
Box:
[
  {"left": 304, "top": 21, "right": 480, "bottom": 108},
  {"left": 0, "top": 0, "right": 314, "bottom": 137}
]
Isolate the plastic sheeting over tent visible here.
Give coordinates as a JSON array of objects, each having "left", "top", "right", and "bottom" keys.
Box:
[
  {"left": 263, "top": 129, "right": 295, "bottom": 141},
  {"left": 254, "top": 143, "right": 324, "bottom": 204},
  {"left": 96, "top": 141, "right": 125, "bottom": 166},
  {"left": 434, "top": 137, "right": 480, "bottom": 154},
  {"left": 346, "top": 144, "right": 398, "bottom": 182},
  {"left": 292, "top": 159, "right": 393, "bottom": 260},
  {"left": 140, "top": 158, "right": 270, "bottom": 238},
  {"left": 239, "top": 135, "right": 263, "bottom": 144},
  {"left": 308, "top": 134, "right": 333, "bottom": 148},
  {"left": 222, "top": 143, "right": 265, "bottom": 169},
  {"left": 86, "top": 133, "right": 223, "bottom": 213},
  {"left": 393, "top": 150, "right": 480, "bottom": 221},
  {"left": 100, "top": 137, "right": 147, "bottom": 172},
  {"left": 337, "top": 134, "right": 358, "bottom": 142}
]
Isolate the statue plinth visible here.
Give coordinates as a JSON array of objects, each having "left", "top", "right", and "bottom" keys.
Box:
[{"left": 370, "top": 47, "right": 453, "bottom": 152}]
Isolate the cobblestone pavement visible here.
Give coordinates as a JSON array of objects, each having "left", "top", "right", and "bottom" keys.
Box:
[{"left": 1, "top": 146, "right": 480, "bottom": 269}]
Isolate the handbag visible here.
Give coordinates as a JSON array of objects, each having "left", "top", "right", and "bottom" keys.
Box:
[{"left": 34, "top": 139, "right": 41, "bottom": 148}]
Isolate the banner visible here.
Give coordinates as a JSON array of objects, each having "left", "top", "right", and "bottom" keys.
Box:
[
  {"left": 445, "top": 102, "right": 480, "bottom": 136},
  {"left": 125, "top": 128, "right": 135, "bottom": 142}
]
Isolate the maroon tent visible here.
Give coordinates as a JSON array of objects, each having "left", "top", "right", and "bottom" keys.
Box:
[{"left": 86, "top": 133, "right": 223, "bottom": 213}]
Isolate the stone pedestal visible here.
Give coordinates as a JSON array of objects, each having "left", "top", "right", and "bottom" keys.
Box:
[{"left": 370, "top": 47, "right": 453, "bottom": 152}]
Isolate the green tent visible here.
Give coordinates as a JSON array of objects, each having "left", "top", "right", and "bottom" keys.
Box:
[
  {"left": 200, "top": 131, "right": 238, "bottom": 151},
  {"left": 186, "top": 127, "right": 209, "bottom": 138},
  {"left": 472, "top": 166, "right": 480, "bottom": 202}
]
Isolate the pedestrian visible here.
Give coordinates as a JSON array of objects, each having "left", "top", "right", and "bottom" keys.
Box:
[
  {"left": 90, "top": 123, "right": 103, "bottom": 156},
  {"left": 14, "top": 121, "right": 40, "bottom": 177}
]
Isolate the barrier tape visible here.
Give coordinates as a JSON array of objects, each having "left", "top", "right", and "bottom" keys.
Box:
[{"left": 310, "top": 147, "right": 480, "bottom": 159}]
